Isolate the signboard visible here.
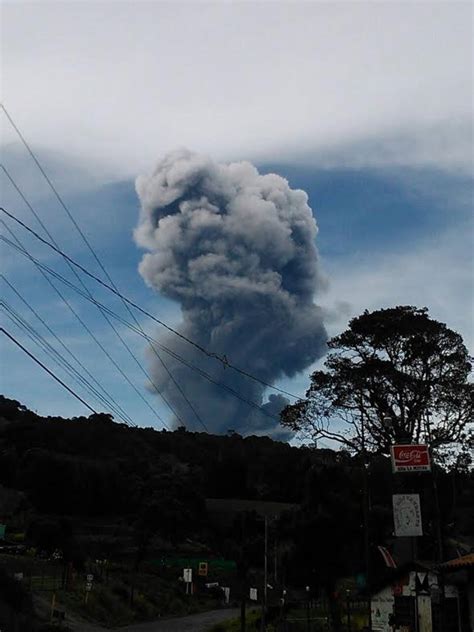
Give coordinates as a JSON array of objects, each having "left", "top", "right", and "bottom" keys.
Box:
[
  {"left": 198, "top": 561, "right": 208, "bottom": 577},
  {"left": 249, "top": 587, "right": 258, "bottom": 601},
  {"left": 393, "top": 494, "right": 423, "bottom": 536},
  {"left": 391, "top": 445, "right": 431, "bottom": 473},
  {"left": 0, "top": 524, "right": 6, "bottom": 539},
  {"left": 183, "top": 568, "right": 192, "bottom": 583}
]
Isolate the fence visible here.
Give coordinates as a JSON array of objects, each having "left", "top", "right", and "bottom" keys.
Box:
[
  {"left": 27, "top": 573, "right": 63, "bottom": 591},
  {"left": 270, "top": 598, "right": 370, "bottom": 632},
  {"left": 6, "top": 570, "right": 63, "bottom": 592}
]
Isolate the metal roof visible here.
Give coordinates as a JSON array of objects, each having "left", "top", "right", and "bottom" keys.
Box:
[{"left": 439, "top": 553, "right": 474, "bottom": 571}]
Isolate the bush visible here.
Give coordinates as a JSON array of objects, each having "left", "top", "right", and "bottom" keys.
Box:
[
  {"left": 110, "top": 580, "right": 129, "bottom": 600},
  {"left": 133, "top": 592, "right": 156, "bottom": 619},
  {"left": 167, "top": 596, "right": 187, "bottom": 616},
  {"left": 83, "top": 586, "right": 132, "bottom": 626}
]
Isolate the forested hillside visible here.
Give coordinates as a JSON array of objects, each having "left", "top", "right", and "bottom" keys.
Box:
[{"left": 1, "top": 394, "right": 473, "bottom": 594}]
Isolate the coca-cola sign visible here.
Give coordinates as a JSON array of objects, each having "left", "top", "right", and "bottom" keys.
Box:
[{"left": 391, "top": 444, "right": 431, "bottom": 472}]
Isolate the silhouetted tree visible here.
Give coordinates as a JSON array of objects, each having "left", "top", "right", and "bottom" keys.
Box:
[{"left": 281, "top": 306, "right": 473, "bottom": 454}]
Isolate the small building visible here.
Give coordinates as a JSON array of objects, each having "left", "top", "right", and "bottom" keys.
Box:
[
  {"left": 438, "top": 552, "right": 474, "bottom": 632},
  {"left": 370, "top": 562, "right": 463, "bottom": 632}
]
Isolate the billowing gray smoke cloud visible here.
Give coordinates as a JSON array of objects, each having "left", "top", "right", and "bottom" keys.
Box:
[{"left": 134, "top": 149, "right": 327, "bottom": 437}]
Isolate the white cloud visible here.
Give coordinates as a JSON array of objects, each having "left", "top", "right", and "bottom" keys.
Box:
[
  {"left": 284, "top": 119, "right": 473, "bottom": 175},
  {"left": 320, "top": 221, "right": 474, "bottom": 352},
  {"left": 274, "top": 217, "right": 474, "bottom": 404},
  {"left": 2, "top": 2, "right": 472, "bottom": 176}
]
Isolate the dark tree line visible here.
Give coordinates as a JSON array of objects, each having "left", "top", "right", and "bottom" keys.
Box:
[{"left": 0, "top": 305, "right": 472, "bottom": 612}]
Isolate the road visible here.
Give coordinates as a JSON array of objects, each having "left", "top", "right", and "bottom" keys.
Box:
[
  {"left": 54, "top": 607, "right": 241, "bottom": 632},
  {"left": 119, "top": 608, "right": 240, "bottom": 631},
  {"left": 34, "top": 591, "right": 239, "bottom": 631}
]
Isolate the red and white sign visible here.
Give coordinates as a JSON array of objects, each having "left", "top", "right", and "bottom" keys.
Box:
[{"left": 391, "top": 445, "right": 431, "bottom": 472}]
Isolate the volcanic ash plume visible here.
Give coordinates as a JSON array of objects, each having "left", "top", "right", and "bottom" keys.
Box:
[{"left": 134, "top": 149, "right": 327, "bottom": 437}]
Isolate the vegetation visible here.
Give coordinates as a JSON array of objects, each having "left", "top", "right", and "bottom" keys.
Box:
[
  {"left": 208, "top": 609, "right": 262, "bottom": 632},
  {"left": 281, "top": 306, "right": 473, "bottom": 455},
  {"left": 0, "top": 306, "right": 472, "bottom": 629}
]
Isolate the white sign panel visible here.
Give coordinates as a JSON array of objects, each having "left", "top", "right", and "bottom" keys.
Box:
[
  {"left": 392, "top": 494, "right": 423, "bottom": 536},
  {"left": 249, "top": 587, "right": 258, "bottom": 601},
  {"left": 183, "top": 568, "right": 192, "bottom": 583}
]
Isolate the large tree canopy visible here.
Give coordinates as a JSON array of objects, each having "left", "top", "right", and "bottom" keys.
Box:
[{"left": 281, "top": 306, "right": 473, "bottom": 454}]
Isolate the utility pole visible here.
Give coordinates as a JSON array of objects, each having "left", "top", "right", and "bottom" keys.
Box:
[
  {"left": 425, "top": 413, "right": 445, "bottom": 632},
  {"left": 261, "top": 515, "right": 268, "bottom": 632},
  {"left": 425, "top": 414, "right": 443, "bottom": 562},
  {"left": 240, "top": 513, "right": 247, "bottom": 632},
  {"left": 360, "top": 402, "right": 372, "bottom": 631}
]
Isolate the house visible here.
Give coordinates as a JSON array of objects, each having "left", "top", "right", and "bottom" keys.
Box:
[
  {"left": 438, "top": 552, "right": 474, "bottom": 632},
  {"left": 370, "top": 561, "right": 463, "bottom": 632}
]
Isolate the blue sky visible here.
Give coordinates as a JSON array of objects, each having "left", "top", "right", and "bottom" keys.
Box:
[{"left": 1, "top": 2, "right": 472, "bottom": 435}]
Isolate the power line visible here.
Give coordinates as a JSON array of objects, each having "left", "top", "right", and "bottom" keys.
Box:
[
  {"left": 1, "top": 299, "right": 113, "bottom": 418},
  {"left": 1, "top": 165, "right": 187, "bottom": 430},
  {"left": 0, "top": 219, "right": 142, "bottom": 427},
  {"left": 0, "top": 174, "right": 172, "bottom": 431},
  {"left": 0, "top": 290, "right": 131, "bottom": 425},
  {"left": 1, "top": 326, "right": 98, "bottom": 415},
  {"left": 1, "top": 221, "right": 135, "bottom": 425},
  {"left": 0, "top": 232, "right": 283, "bottom": 425},
  {"left": 1, "top": 275, "right": 134, "bottom": 425},
  {"left": 0, "top": 113, "right": 206, "bottom": 430},
  {"left": 0, "top": 205, "right": 300, "bottom": 401}
]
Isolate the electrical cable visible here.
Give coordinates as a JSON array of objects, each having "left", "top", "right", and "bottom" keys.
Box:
[
  {"left": 1, "top": 276, "right": 134, "bottom": 425},
  {"left": 1, "top": 132, "right": 206, "bottom": 430},
  {"left": 0, "top": 219, "right": 152, "bottom": 427},
  {"left": 1, "top": 167, "right": 175, "bottom": 430},
  {"left": 0, "top": 220, "right": 135, "bottom": 425},
  {"left": 0, "top": 205, "right": 300, "bottom": 401},
  {"left": 0, "top": 232, "right": 283, "bottom": 424},
  {"left": 1, "top": 326, "right": 98, "bottom": 414},
  {"left": 1, "top": 300, "right": 115, "bottom": 418}
]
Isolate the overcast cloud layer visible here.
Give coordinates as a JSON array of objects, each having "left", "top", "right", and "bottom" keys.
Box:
[
  {"left": 0, "top": 2, "right": 472, "bottom": 431},
  {"left": 2, "top": 2, "right": 472, "bottom": 175}
]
